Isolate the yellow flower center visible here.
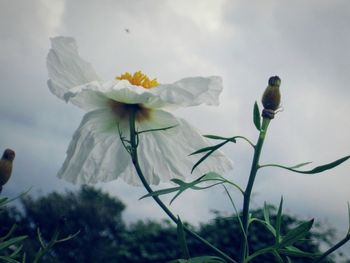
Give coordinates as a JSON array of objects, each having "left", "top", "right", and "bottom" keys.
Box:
[{"left": 116, "top": 71, "right": 159, "bottom": 89}]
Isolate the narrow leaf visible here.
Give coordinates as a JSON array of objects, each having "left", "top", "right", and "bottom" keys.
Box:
[
  {"left": 177, "top": 216, "right": 190, "bottom": 259},
  {"left": 56, "top": 230, "right": 80, "bottom": 243},
  {"left": 190, "top": 145, "right": 218, "bottom": 155},
  {"left": 139, "top": 186, "right": 180, "bottom": 200},
  {"left": 170, "top": 190, "right": 186, "bottom": 205},
  {"left": 347, "top": 202, "right": 350, "bottom": 235},
  {"left": 36, "top": 229, "right": 46, "bottom": 248},
  {"left": 0, "top": 256, "right": 21, "bottom": 263},
  {"left": 0, "top": 224, "right": 17, "bottom": 242},
  {"left": 137, "top": 125, "right": 178, "bottom": 134},
  {"left": 0, "top": 188, "right": 31, "bottom": 207},
  {"left": 203, "top": 134, "right": 235, "bottom": 141},
  {"left": 168, "top": 256, "right": 226, "bottom": 263},
  {"left": 279, "top": 219, "right": 314, "bottom": 247},
  {"left": 288, "top": 162, "right": 313, "bottom": 169},
  {"left": 263, "top": 202, "right": 271, "bottom": 226},
  {"left": 171, "top": 179, "right": 187, "bottom": 186},
  {"left": 253, "top": 101, "right": 261, "bottom": 131},
  {"left": 9, "top": 244, "right": 23, "bottom": 257},
  {"left": 271, "top": 250, "right": 284, "bottom": 263},
  {"left": 191, "top": 141, "right": 230, "bottom": 173},
  {"left": 223, "top": 185, "right": 246, "bottom": 241},
  {"left": 260, "top": 155, "right": 350, "bottom": 174},
  {"left": 279, "top": 246, "right": 319, "bottom": 258},
  {"left": 251, "top": 218, "right": 276, "bottom": 236},
  {"left": 141, "top": 172, "right": 240, "bottom": 205},
  {"left": 0, "top": 236, "right": 27, "bottom": 250},
  {"left": 0, "top": 197, "right": 9, "bottom": 206},
  {"left": 276, "top": 197, "right": 283, "bottom": 243}
]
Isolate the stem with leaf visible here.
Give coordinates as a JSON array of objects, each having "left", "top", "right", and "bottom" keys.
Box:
[
  {"left": 312, "top": 234, "right": 350, "bottom": 263},
  {"left": 239, "top": 117, "right": 270, "bottom": 262},
  {"left": 127, "top": 107, "right": 237, "bottom": 263}
]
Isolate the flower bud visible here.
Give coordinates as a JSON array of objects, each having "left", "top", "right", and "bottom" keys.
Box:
[
  {"left": 262, "top": 76, "right": 281, "bottom": 111},
  {"left": 0, "top": 149, "right": 15, "bottom": 193}
]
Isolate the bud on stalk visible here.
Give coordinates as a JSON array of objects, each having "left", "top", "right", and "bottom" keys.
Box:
[{"left": 261, "top": 76, "right": 281, "bottom": 119}]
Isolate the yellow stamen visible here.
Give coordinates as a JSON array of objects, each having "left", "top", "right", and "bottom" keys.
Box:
[{"left": 116, "top": 71, "right": 159, "bottom": 89}]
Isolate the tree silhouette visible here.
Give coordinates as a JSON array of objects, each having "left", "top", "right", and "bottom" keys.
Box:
[{"left": 0, "top": 187, "right": 347, "bottom": 263}]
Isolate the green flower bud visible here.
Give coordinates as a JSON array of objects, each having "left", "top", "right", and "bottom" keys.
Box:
[{"left": 262, "top": 76, "right": 281, "bottom": 111}]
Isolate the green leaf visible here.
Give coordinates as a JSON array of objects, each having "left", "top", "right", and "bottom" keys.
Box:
[
  {"left": 288, "top": 162, "right": 313, "bottom": 169},
  {"left": 172, "top": 179, "right": 188, "bottom": 187},
  {"left": 278, "top": 246, "right": 319, "bottom": 258},
  {"left": 140, "top": 186, "right": 181, "bottom": 200},
  {"left": 9, "top": 244, "right": 23, "bottom": 258},
  {"left": 0, "top": 197, "right": 9, "bottom": 206},
  {"left": 203, "top": 135, "right": 236, "bottom": 142},
  {"left": 279, "top": 219, "right": 314, "bottom": 247},
  {"left": 177, "top": 216, "right": 190, "bottom": 259},
  {"left": 203, "top": 134, "right": 255, "bottom": 148},
  {"left": 0, "top": 224, "right": 17, "bottom": 242},
  {"left": 253, "top": 101, "right": 261, "bottom": 131},
  {"left": 190, "top": 143, "right": 225, "bottom": 156},
  {"left": 271, "top": 250, "right": 284, "bottom": 263},
  {"left": 0, "top": 189, "right": 31, "bottom": 207},
  {"left": 275, "top": 197, "right": 283, "bottom": 243},
  {"left": 263, "top": 202, "right": 271, "bottom": 225},
  {"left": 137, "top": 125, "right": 178, "bottom": 134},
  {"left": 251, "top": 218, "right": 276, "bottom": 237},
  {"left": 36, "top": 229, "right": 46, "bottom": 248},
  {"left": 56, "top": 230, "right": 80, "bottom": 243},
  {"left": 260, "top": 155, "right": 350, "bottom": 174},
  {"left": 347, "top": 202, "right": 350, "bottom": 235},
  {"left": 140, "top": 172, "right": 242, "bottom": 204},
  {"left": 191, "top": 141, "right": 230, "bottom": 173},
  {"left": 168, "top": 256, "right": 226, "bottom": 263},
  {"left": 222, "top": 185, "right": 246, "bottom": 241},
  {"left": 0, "top": 256, "right": 21, "bottom": 263},
  {"left": 0, "top": 236, "right": 27, "bottom": 250}
]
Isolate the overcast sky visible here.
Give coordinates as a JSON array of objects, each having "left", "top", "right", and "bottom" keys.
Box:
[{"left": 1, "top": 0, "right": 350, "bottom": 255}]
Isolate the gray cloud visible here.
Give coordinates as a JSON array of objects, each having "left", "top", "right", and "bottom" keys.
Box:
[{"left": 1, "top": 0, "right": 349, "bottom": 255}]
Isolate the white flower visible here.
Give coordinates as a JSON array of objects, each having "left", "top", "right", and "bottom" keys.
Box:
[{"left": 47, "top": 36, "right": 232, "bottom": 186}]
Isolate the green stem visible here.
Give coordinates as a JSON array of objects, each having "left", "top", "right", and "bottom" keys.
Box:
[
  {"left": 239, "top": 118, "right": 270, "bottom": 263},
  {"left": 128, "top": 109, "right": 237, "bottom": 263},
  {"left": 233, "top": 136, "right": 255, "bottom": 148},
  {"left": 243, "top": 247, "right": 275, "bottom": 263},
  {"left": 312, "top": 234, "right": 350, "bottom": 263}
]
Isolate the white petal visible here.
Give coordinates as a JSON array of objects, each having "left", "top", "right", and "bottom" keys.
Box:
[
  {"left": 63, "top": 82, "right": 112, "bottom": 111},
  {"left": 146, "top": 76, "right": 223, "bottom": 108},
  {"left": 62, "top": 76, "right": 223, "bottom": 111},
  {"left": 58, "top": 108, "right": 232, "bottom": 186},
  {"left": 135, "top": 115, "right": 233, "bottom": 185},
  {"left": 136, "top": 109, "right": 179, "bottom": 132},
  {"left": 57, "top": 109, "right": 131, "bottom": 184},
  {"left": 47, "top": 36, "right": 101, "bottom": 108},
  {"left": 103, "top": 80, "right": 156, "bottom": 104},
  {"left": 62, "top": 80, "right": 155, "bottom": 110}
]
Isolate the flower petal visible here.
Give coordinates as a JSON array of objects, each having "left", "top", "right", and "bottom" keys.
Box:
[
  {"left": 57, "top": 109, "right": 131, "bottom": 184},
  {"left": 47, "top": 36, "right": 102, "bottom": 109},
  {"left": 147, "top": 76, "right": 223, "bottom": 108},
  {"left": 136, "top": 114, "right": 233, "bottom": 184},
  {"left": 58, "top": 108, "right": 232, "bottom": 186},
  {"left": 136, "top": 109, "right": 179, "bottom": 132},
  {"left": 61, "top": 76, "right": 223, "bottom": 110}
]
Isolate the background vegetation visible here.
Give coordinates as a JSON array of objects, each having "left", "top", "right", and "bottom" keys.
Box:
[{"left": 0, "top": 187, "right": 348, "bottom": 263}]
